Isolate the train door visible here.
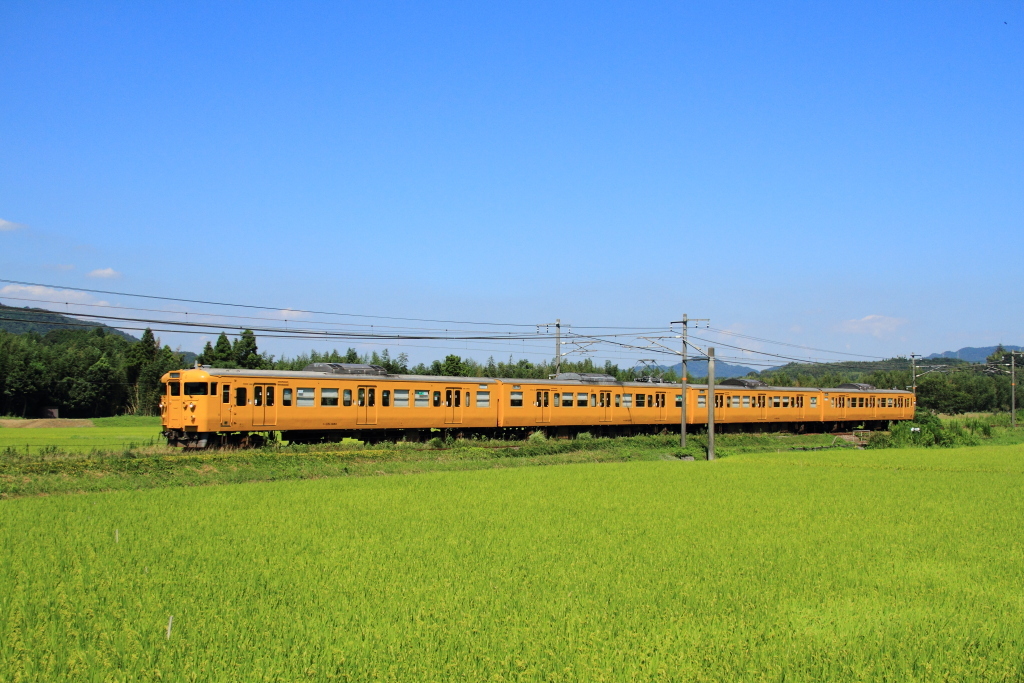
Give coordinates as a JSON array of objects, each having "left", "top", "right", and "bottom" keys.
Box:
[
  {"left": 444, "top": 387, "right": 463, "bottom": 425},
  {"left": 219, "top": 383, "right": 231, "bottom": 427},
  {"left": 656, "top": 392, "right": 667, "bottom": 421},
  {"left": 758, "top": 394, "right": 767, "bottom": 420},
  {"left": 357, "top": 385, "right": 377, "bottom": 425},
  {"left": 536, "top": 389, "right": 551, "bottom": 423},
  {"left": 252, "top": 384, "right": 278, "bottom": 427},
  {"left": 166, "top": 378, "right": 182, "bottom": 424},
  {"left": 599, "top": 391, "right": 613, "bottom": 422}
]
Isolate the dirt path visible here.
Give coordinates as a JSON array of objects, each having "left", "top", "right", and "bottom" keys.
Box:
[{"left": 0, "top": 419, "right": 94, "bottom": 429}]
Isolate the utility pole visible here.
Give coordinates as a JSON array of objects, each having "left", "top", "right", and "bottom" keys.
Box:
[
  {"left": 707, "top": 347, "right": 716, "bottom": 461},
  {"left": 670, "top": 315, "right": 709, "bottom": 449},
  {"left": 910, "top": 353, "right": 919, "bottom": 395},
  {"left": 1009, "top": 351, "right": 1016, "bottom": 429}
]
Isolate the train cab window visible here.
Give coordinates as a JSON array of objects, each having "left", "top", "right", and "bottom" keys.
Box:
[
  {"left": 476, "top": 391, "right": 490, "bottom": 407},
  {"left": 367, "top": 388, "right": 375, "bottom": 407},
  {"left": 297, "top": 388, "right": 315, "bottom": 407},
  {"left": 622, "top": 394, "right": 632, "bottom": 408},
  {"left": 510, "top": 391, "right": 523, "bottom": 407},
  {"left": 184, "top": 382, "right": 208, "bottom": 396},
  {"left": 322, "top": 389, "right": 339, "bottom": 407},
  {"left": 810, "top": 396, "right": 817, "bottom": 408},
  {"left": 169, "top": 381, "right": 180, "bottom": 396},
  {"left": 588, "top": 393, "right": 595, "bottom": 407},
  {"left": 675, "top": 394, "right": 683, "bottom": 408},
  {"left": 282, "top": 388, "right": 293, "bottom": 406},
  {"left": 615, "top": 394, "right": 621, "bottom": 407},
  {"left": 343, "top": 389, "right": 352, "bottom": 407},
  {"left": 394, "top": 390, "right": 409, "bottom": 407},
  {"left": 433, "top": 391, "right": 441, "bottom": 407},
  {"left": 266, "top": 386, "right": 275, "bottom": 407},
  {"left": 415, "top": 390, "right": 429, "bottom": 407},
  {"left": 697, "top": 394, "right": 706, "bottom": 408},
  {"left": 636, "top": 394, "right": 645, "bottom": 408},
  {"left": 742, "top": 396, "right": 750, "bottom": 408},
  {"left": 382, "top": 390, "right": 390, "bottom": 407},
  {"left": 254, "top": 386, "right": 263, "bottom": 406},
  {"left": 235, "top": 387, "right": 247, "bottom": 407},
  {"left": 222, "top": 385, "right": 231, "bottom": 404}
]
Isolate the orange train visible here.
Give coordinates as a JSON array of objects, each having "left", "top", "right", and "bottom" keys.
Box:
[{"left": 160, "top": 363, "right": 916, "bottom": 447}]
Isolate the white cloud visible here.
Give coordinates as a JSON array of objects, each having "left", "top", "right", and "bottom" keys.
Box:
[
  {"left": 273, "top": 308, "right": 310, "bottom": 320},
  {"left": 0, "top": 284, "right": 106, "bottom": 306},
  {"left": 87, "top": 267, "right": 121, "bottom": 279},
  {"left": 839, "top": 314, "right": 907, "bottom": 339},
  {"left": 0, "top": 218, "right": 24, "bottom": 232}
]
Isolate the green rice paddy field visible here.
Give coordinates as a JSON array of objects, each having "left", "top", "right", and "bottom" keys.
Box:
[
  {"left": 2, "top": 444, "right": 1024, "bottom": 681},
  {"left": 0, "top": 416, "right": 163, "bottom": 453}
]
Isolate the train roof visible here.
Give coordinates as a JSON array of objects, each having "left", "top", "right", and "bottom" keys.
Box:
[{"left": 169, "top": 367, "right": 912, "bottom": 393}]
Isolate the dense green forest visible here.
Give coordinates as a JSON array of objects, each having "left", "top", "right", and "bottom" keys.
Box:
[{"left": 0, "top": 328, "right": 1019, "bottom": 418}]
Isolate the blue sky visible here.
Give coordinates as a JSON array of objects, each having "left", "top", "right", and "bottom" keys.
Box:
[{"left": 1, "top": 1, "right": 1021, "bottom": 367}]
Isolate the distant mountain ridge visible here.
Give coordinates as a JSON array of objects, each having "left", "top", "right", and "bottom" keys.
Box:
[
  {"left": 0, "top": 303, "right": 140, "bottom": 342},
  {"left": 926, "top": 346, "right": 1022, "bottom": 362}
]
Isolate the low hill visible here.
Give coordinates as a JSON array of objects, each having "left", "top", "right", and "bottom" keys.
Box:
[
  {"left": 0, "top": 303, "right": 139, "bottom": 342},
  {"left": 926, "top": 346, "right": 1023, "bottom": 362}
]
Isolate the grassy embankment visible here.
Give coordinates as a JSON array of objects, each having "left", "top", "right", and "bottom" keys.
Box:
[
  {"left": 2, "top": 444, "right": 1024, "bottom": 681},
  {"left": 3, "top": 414, "right": 1024, "bottom": 498}
]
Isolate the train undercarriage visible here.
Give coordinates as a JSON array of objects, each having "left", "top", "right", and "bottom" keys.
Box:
[{"left": 164, "top": 420, "right": 894, "bottom": 449}]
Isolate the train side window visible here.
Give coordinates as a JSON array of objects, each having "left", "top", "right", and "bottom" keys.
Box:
[
  {"left": 622, "top": 394, "right": 632, "bottom": 407},
  {"left": 636, "top": 394, "right": 645, "bottom": 408},
  {"left": 675, "top": 394, "right": 683, "bottom": 408},
  {"left": 367, "top": 388, "right": 375, "bottom": 407},
  {"left": 589, "top": 393, "right": 596, "bottom": 407},
  {"left": 510, "top": 391, "right": 523, "bottom": 407},
  {"left": 283, "top": 388, "right": 293, "bottom": 406},
  {"left": 169, "top": 381, "right": 180, "bottom": 396},
  {"left": 433, "top": 391, "right": 441, "bottom": 407},
  {"left": 742, "top": 396, "right": 750, "bottom": 408},
  {"left": 222, "top": 384, "right": 230, "bottom": 403},
  {"left": 382, "top": 390, "right": 390, "bottom": 407},
  {"left": 697, "top": 394, "right": 706, "bottom": 408},
  {"left": 343, "top": 389, "right": 352, "bottom": 406},
  {"left": 266, "top": 386, "right": 275, "bottom": 407},
  {"left": 394, "top": 390, "right": 409, "bottom": 407},
  {"left": 615, "top": 394, "right": 621, "bottom": 407},
  {"left": 235, "top": 387, "right": 247, "bottom": 407},
  {"left": 810, "top": 396, "right": 817, "bottom": 408},
  {"left": 771, "top": 396, "right": 780, "bottom": 408},
  {"left": 781, "top": 396, "right": 788, "bottom": 408},
  {"left": 210, "top": 382, "right": 217, "bottom": 395},
  {"left": 465, "top": 391, "right": 472, "bottom": 407},
  {"left": 254, "top": 386, "right": 263, "bottom": 406},
  {"left": 415, "top": 390, "right": 429, "bottom": 407},
  {"left": 322, "top": 388, "right": 339, "bottom": 407},
  {"left": 476, "top": 391, "right": 490, "bottom": 407},
  {"left": 554, "top": 392, "right": 561, "bottom": 407},
  {"left": 297, "top": 388, "right": 315, "bottom": 407}
]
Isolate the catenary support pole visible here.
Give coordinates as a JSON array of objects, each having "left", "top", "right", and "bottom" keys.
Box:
[
  {"left": 555, "top": 319, "right": 561, "bottom": 375},
  {"left": 911, "top": 353, "right": 918, "bottom": 395},
  {"left": 681, "top": 314, "right": 688, "bottom": 448},
  {"left": 707, "top": 347, "right": 716, "bottom": 461},
  {"left": 1012, "top": 353, "right": 1017, "bottom": 430}
]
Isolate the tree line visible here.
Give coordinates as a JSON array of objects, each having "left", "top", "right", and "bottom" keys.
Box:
[{"left": 1, "top": 328, "right": 1019, "bottom": 418}]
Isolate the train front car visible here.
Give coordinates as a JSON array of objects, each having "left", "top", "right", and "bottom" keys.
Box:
[{"left": 160, "top": 368, "right": 224, "bottom": 448}]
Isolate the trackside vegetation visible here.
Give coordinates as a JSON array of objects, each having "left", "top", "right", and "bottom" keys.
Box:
[{"left": 2, "top": 444, "right": 1024, "bottom": 681}]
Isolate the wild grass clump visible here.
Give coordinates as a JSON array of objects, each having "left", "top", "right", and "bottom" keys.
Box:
[{"left": 868, "top": 412, "right": 980, "bottom": 449}]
